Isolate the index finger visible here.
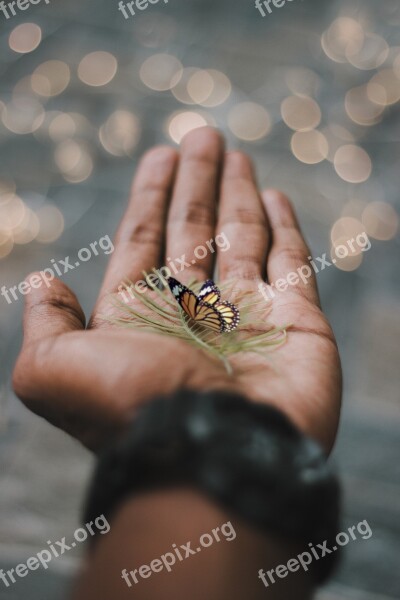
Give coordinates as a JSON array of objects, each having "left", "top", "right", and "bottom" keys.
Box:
[{"left": 93, "top": 146, "right": 178, "bottom": 315}]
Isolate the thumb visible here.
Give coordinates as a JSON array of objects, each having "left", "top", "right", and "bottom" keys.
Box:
[{"left": 21, "top": 272, "right": 86, "bottom": 346}]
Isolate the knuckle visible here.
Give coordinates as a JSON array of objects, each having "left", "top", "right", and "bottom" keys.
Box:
[
  {"left": 223, "top": 261, "right": 260, "bottom": 281},
  {"left": 226, "top": 151, "right": 253, "bottom": 171},
  {"left": 126, "top": 222, "right": 162, "bottom": 246},
  {"left": 271, "top": 246, "right": 308, "bottom": 265},
  {"left": 169, "top": 200, "right": 215, "bottom": 226},
  {"left": 133, "top": 183, "right": 169, "bottom": 196},
  {"left": 181, "top": 154, "right": 219, "bottom": 169},
  {"left": 29, "top": 294, "right": 85, "bottom": 327},
  {"left": 220, "top": 208, "right": 265, "bottom": 226}
]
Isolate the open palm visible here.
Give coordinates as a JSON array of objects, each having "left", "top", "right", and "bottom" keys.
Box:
[{"left": 13, "top": 128, "right": 341, "bottom": 453}]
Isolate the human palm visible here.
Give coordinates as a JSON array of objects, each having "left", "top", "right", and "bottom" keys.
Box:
[{"left": 13, "top": 128, "right": 341, "bottom": 453}]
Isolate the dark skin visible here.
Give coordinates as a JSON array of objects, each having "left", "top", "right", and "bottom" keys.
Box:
[
  {"left": 72, "top": 487, "right": 315, "bottom": 600},
  {"left": 12, "top": 127, "right": 342, "bottom": 599},
  {"left": 12, "top": 127, "right": 342, "bottom": 454}
]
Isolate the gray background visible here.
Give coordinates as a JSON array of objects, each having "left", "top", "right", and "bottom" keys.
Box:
[{"left": 0, "top": 0, "right": 399, "bottom": 598}]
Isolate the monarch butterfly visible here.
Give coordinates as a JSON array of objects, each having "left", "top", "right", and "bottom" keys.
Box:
[{"left": 167, "top": 277, "right": 240, "bottom": 334}]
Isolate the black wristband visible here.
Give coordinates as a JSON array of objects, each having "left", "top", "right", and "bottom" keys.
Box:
[{"left": 83, "top": 389, "right": 341, "bottom": 582}]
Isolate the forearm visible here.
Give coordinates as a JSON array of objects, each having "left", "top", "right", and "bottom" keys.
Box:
[{"left": 72, "top": 487, "right": 314, "bottom": 600}]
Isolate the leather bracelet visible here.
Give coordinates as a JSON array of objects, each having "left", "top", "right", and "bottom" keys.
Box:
[{"left": 83, "top": 389, "right": 341, "bottom": 582}]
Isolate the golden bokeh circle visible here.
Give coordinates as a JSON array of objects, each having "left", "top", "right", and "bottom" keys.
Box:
[
  {"left": 228, "top": 102, "right": 271, "bottom": 141},
  {"left": 140, "top": 54, "right": 183, "bottom": 91},
  {"left": 166, "top": 111, "right": 212, "bottom": 144},
  {"left": 281, "top": 95, "right": 321, "bottom": 131},
  {"left": 36, "top": 205, "right": 65, "bottom": 243},
  {"left": 334, "top": 145, "right": 372, "bottom": 183},
  {"left": 9, "top": 23, "right": 41, "bottom": 54},
  {"left": 78, "top": 52, "right": 118, "bottom": 87},
  {"left": 290, "top": 130, "right": 328, "bottom": 164},
  {"left": 362, "top": 202, "right": 399, "bottom": 240}
]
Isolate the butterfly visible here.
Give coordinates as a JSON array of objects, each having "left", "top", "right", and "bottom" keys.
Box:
[{"left": 167, "top": 277, "right": 240, "bottom": 334}]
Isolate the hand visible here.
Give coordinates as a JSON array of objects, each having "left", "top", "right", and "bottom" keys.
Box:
[{"left": 13, "top": 128, "right": 341, "bottom": 452}]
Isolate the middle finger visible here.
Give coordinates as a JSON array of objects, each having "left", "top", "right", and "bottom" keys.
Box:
[{"left": 165, "top": 127, "right": 224, "bottom": 284}]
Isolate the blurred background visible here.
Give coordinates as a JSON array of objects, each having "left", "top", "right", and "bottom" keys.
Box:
[{"left": 0, "top": 0, "right": 399, "bottom": 598}]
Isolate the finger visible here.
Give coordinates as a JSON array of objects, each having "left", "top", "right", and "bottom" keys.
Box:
[
  {"left": 165, "top": 127, "right": 224, "bottom": 283},
  {"left": 95, "top": 146, "right": 179, "bottom": 306},
  {"left": 19, "top": 273, "right": 85, "bottom": 346},
  {"left": 261, "top": 189, "right": 320, "bottom": 305},
  {"left": 217, "top": 152, "right": 269, "bottom": 283}
]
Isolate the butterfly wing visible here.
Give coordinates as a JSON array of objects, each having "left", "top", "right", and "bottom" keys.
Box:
[
  {"left": 197, "top": 280, "right": 221, "bottom": 306},
  {"left": 168, "top": 277, "right": 239, "bottom": 334},
  {"left": 192, "top": 301, "right": 224, "bottom": 332},
  {"left": 198, "top": 281, "right": 240, "bottom": 331},
  {"left": 214, "top": 301, "right": 240, "bottom": 332},
  {"left": 167, "top": 277, "right": 199, "bottom": 319}
]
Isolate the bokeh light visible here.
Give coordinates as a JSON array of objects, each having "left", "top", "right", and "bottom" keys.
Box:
[
  {"left": 166, "top": 111, "right": 212, "bottom": 144},
  {"left": 31, "top": 61, "right": 71, "bottom": 97},
  {"left": 2, "top": 97, "right": 44, "bottom": 134},
  {"left": 78, "top": 52, "right": 118, "bottom": 87},
  {"left": 362, "top": 202, "right": 399, "bottom": 240},
  {"left": 9, "top": 23, "right": 42, "bottom": 54},
  {"left": 186, "top": 70, "right": 215, "bottom": 104},
  {"left": 181, "top": 69, "right": 231, "bottom": 107},
  {"left": 334, "top": 145, "right": 372, "bottom": 183},
  {"left": 330, "top": 217, "right": 367, "bottom": 271},
  {"left": 228, "top": 102, "right": 271, "bottom": 141},
  {"left": 0, "top": 230, "right": 14, "bottom": 259},
  {"left": 331, "top": 240, "right": 364, "bottom": 271},
  {"left": 49, "top": 113, "right": 77, "bottom": 141},
  {"left": 140, "top": 54, "right": 182, "bottom": 91},
  {"left": 12, "top": 76, "right": 35, "bottom": 98},
  {"left": 54, "top": 140, "right": 94, "bottom": 183},
  {"left": 171, "top": 67, "right": 201, "bottom": 104},
  {"left": 285, "top": 68, "right": 321, "bottom": 97},
  {"left": 345, "top": 85, "right": 384, "bottom": 125},
  {"left": 321, "top": 17, "right": 364, "bottom": 63},
  {"left": 36, "top": 205, "right": 65, "bottom": 243},
  {"left": 281, "top": 95, "right": 321, "bottom": 131},
  {"left": 197, "top": 70, "right": 231, "bottom": 107},
  {"left": 12, "top": 209, "right": 40, "bottom": 244},
  {"left": 290, "top": 130, "right": 328, "bottom": 164},
  {"left": 99, "top": 110, "right": 140, "bottom": 156},
  {"left": 331, "top": 217, "right": 367, "bottom": 248},
  {"left": 347, "top": 33, "right": 389, "bottom": 70},
  {"left": 0, "top": 194, "right": 26, "bottom": 230},
  {"left": 367, "top": 69, "right": 400, "bottom": 106}
]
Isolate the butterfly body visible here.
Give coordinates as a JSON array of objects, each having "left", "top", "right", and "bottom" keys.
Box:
[{"left": 167, "top": 278, "right": 239, "bottom": 334}]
